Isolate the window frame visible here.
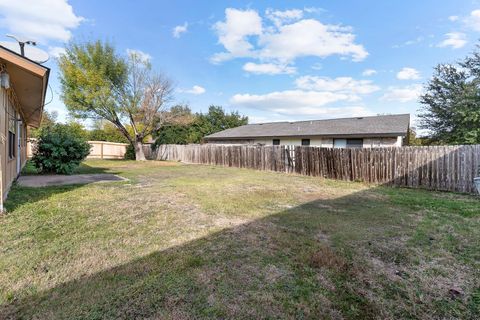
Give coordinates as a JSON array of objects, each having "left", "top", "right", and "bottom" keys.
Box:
[
  {"left": 8, "top": 114, "right": 16, "bottom": 160},
  {"left": 301, "top": 139, "right": 310, "bottom": 146},
  {"left": 346, "top": 138, "right": 363, "bottom": 148},
  {"left": 272, "top": 139, "right": 280, "bottom": 145}
]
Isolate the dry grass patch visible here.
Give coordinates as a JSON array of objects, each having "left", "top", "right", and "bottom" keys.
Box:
[
  {"left": 1, "top": 160, "right": 479, "bottom": 319},
  {"left": 310, "top": 245, "right": 349, "bottom": 271}
]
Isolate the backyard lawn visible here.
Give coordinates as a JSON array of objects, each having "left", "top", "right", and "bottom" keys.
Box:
[{"left": 1, "top": 160, "right": 479, "bottom": 319}]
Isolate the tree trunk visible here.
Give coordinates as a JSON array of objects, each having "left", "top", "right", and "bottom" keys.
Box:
[{"left": 134, "top": 140, "right": 146, "bottom": 161}]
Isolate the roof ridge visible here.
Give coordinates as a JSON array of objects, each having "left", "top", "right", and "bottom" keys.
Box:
[{"left": 204, "top": 113, "right": 410, "bottom": 139}]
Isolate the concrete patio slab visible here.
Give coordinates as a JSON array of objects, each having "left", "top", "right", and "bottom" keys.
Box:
[{"left": 17, "top": 174, "right": 127, "bottom": 187}]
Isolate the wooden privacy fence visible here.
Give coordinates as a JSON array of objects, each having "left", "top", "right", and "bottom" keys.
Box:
[
  {"left": 150, "top": 144, "right": 480, "bottom": 194},
  {"left": 151, "top": 144, "right": 293, "bottom": 172},
  {"left": 88, "top": 141, "right": 128, "bottom": 159},
  {"left": 27, "top": 140, "right": 129, "bottom": 160}
]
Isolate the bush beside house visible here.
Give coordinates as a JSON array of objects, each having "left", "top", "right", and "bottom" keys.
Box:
[{"left": 32, "top": 124, "right": 91, "bottom": 174}]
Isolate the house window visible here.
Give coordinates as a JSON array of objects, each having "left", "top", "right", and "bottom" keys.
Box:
[
  {"left": 301, "top": 139, "right": 310, "bottom": 146},
  {"left": 334, "top": 138, "right": 364, "bottom": 148},
  {"left": 334, "top": 139, "right": 346, "bottom": 148},
  {"left": 8, "top": 117, "right": 16, "bottom": 159},
  {"left": 346, "top": 139, "right": 363, "bottom": 148},
  {"left": 272, "top": 139, "right": 280, "bottom": 145}
]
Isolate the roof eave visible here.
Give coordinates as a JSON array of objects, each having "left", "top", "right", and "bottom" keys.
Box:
[{"left": 0, "top": 45, "right": 50, "bottom": 127}]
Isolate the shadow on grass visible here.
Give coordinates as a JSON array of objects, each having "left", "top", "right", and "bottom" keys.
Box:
[
  {"left": 4, "top": 184, "right": 81, "bottom": 213},
  {"left": 22, "top": 161, "right": 121, "bottom": 175},
  {"left": 74, "top": 162, "right": 121, "bottom": 174},
  {"left": 2, "top": 186, "right": 478, "bottom": 319},
  {"left": 8, "top": 162, "right": 123, "bottom": 212}
]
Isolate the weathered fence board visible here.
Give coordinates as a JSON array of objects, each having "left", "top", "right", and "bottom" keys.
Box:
[{"left": 148, "top": 144, "right": 480, "bottom": 194}]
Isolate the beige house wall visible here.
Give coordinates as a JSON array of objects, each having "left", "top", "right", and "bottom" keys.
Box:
[
  {"left": 252, "top": 137, "right": 333, "bottom": 147},
  {"left": 1, "top": 87, "right": 28, "bottom": 203},
  {"left": 208, "top": 136, "right": 403, "bottom": 148},
  {"left": 363, "top": 137, "right": 402, "bottom": 148}
]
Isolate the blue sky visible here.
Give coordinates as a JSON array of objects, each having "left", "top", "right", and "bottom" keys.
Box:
[{"left": 1, "top": 0, "right": 480, "bottom": 128}]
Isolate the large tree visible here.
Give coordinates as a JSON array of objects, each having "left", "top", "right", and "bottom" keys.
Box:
[
  {"left": 59, "top": 40, "right": 174, "bottom": 160},
  {"left": 419, "top": 47, "right": 480, "bottom": 144}
]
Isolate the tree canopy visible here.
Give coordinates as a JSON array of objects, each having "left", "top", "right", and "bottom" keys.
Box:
[
  {"left": 88, "top": 120, "right": 130, "bottom": 143},
  {"left": 419, "top": 46, "right": 480, "bottom": 144},
  {"left": 154, "top": 105, "right": 248, "bottom": 145},
  {"left": 59, "top": 40, "right": 174, "bottom": 160}
]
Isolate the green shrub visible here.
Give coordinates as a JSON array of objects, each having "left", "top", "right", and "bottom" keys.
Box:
[
  {"left": 32, "top": 124, "right": 91, "bottom": 174},
  {"left": 124, "top": 144, "right": 136, "bottom": 160}
]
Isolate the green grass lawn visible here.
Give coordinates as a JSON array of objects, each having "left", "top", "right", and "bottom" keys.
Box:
[{"left": 1, "top": 160, "right": 479, "bottom": 319}]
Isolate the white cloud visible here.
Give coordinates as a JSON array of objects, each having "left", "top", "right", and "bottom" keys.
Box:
[
  {"left": 295, "top": 76, "right": 380, "bottom": 94},
  {"left": 380, "top": 84, "right": 423, "bottom": 103},
  {"left": 231, "top": 90, "right": 355, "bottom": 108},
  {"left": 248, "top": 115, "right": 286, "bottom": 123},
  {"left": 126, "top": 49, "right": 152, "bottom": 62},
  {"left": 230, "top": 74, "right": 379, "bottom": 117},
  {"left": 0, "top": 0, "right": 83, "bottom": 42},
  {"left": 265, "top": 8, "right": 303, "bottom": 27},
  {"left": 212, "top": 8, "right": 368, "bottom": 65},
  {"left": 437, "top": 32, "right": 467, "bottom": 49},
  {"left": 48, "top": 46, "right": 66, "bottom": 58},
  {"left": 392, "top": 36, "right": 424, "bottom": 48},
  {"left": 258, "top": 19, "right": 368, "bottom": 63},
  {"left": 271, "top": 106, "right": 369, "bottom": 117},
  {"left": 180, "top": 85, "right": 206, "bottom": 95},
  {"left": 362, "top": 69, "right": 377, "bottom": 76},
  {"left": 211, "top": 8, "right": 263, "bottom": 63},
  {"left": 396, "top": 67, "right": 421, "bottom": 80},
  {"left": 172, "top": 22, "right": 188, "bottom": 38},
  {"left": 303, "top": 7, "right": 325, "bottom": 14},
  {"left": 243, "top": 62, "right": 296, "bottom": 75},
  {"left": 448, "top": 15, "right": 459, "bottom": 22},
  {"left": 465, "top": 9, "right": 480, "bottom": 31},
  {"left": 230, "top": 90, "right": 369, "bottom": 117}
]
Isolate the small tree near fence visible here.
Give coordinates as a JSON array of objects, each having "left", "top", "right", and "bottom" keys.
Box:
[{"left": 32, "top": 124, "right": 91, "bottom": 174}]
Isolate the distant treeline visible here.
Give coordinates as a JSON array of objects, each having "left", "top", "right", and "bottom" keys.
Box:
[
  {"left": 32, "top": 105, "right": 248, "bottom": 146},
  {"left": 153, "top": 105, "right": 248, "bottom": 146}
]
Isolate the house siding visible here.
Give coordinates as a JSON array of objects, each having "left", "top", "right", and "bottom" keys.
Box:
[
  {"left": 207, "top": 136, "right": 403, "bottom": 148},
  {"left": 1, "top": 87, "right": 28, "bottom": 203}
]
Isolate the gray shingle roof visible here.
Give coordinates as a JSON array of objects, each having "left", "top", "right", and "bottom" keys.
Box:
[{"left": 205, "top": 114, "right": 410, "bottom": 140}]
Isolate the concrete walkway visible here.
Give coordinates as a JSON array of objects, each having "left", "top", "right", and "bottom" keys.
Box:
[{"left": 17, "top": 174, "right": 126, "bottom": 187}]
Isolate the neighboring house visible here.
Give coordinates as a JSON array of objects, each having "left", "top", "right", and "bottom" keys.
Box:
[
  {"left": 0, "top": 45, "right": 49, "bottom": 209},
  {"left": 204, "top": 114, "right": 410, "bottom": 148}
]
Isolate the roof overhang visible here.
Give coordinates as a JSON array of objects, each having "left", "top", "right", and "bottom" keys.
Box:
[{"left": 0, "top": 45, "right": 50, "bottom": 128}]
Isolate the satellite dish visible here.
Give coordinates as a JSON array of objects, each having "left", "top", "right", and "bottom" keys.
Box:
[{"left": 0, "top": 41, "right": 49, "bottom": 64}]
